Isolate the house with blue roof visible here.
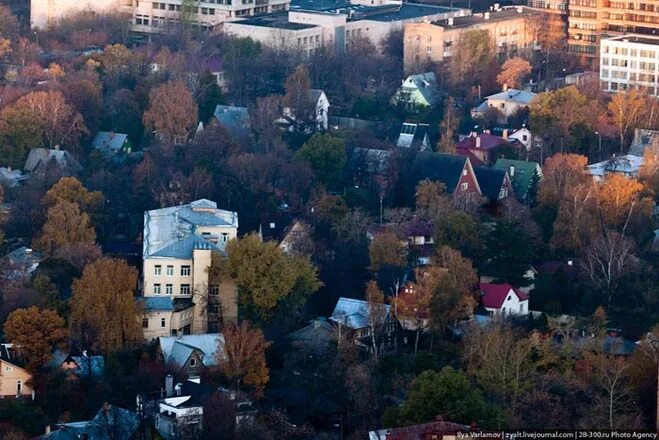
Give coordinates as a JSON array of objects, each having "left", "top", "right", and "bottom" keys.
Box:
[
  {"left": 90, "top": 131, "right": 131, "bottom": 156},
  {"left": 214, "top": 105, "right": 251, "bottom": 139},
  {"left": 390, "top": 72, "right": 439, "bottom": 112},
  {"left": 330, "top": 297, "right": 396, "bottom": 355},
  {"left": 142, "top": 199, "right": 239, "bottom": 339}
]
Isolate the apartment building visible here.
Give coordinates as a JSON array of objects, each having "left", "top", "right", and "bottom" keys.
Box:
[
  {"left": 568, "top": 0, "right": 659, "bottom": 69},
  {"left": 30, "top": 0, "right": 123, "bottom": 29},
  {"left": 223, "top": 3, "right": 467, "bottom": 54},
  {"left": 403, "top": 6, "right": 537, "bottom": 73},
  {"left": 141, "top": 199, "right": 239, "bottom": 340},
  {"left": 600, "top": 35, "right": 659, "bottom": 95}
]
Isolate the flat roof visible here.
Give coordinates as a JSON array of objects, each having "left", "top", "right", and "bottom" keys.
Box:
[
  {"left": 291, "top": 0, "right": 460, "bottom": 21},
  {"left": 361, "top": 4, "right": 460, "bottom": 22},
  {"left": 604, "top": 34, "right": 659, "bottom": 46},
  {"left": 230, "top": 13, "right": 318, "bottom": 29},
  {"left": 432, "top": 6, "right": 533, "bottom": 28},
  {"left": 291, "top": 0, "right": 349, "bottom": 10}
]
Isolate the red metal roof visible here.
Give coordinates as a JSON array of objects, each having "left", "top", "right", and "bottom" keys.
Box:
[
  {"left": 479, "top": 283, "right": 528, "bottom": 309},
  {"left": 456, "top": 133, "right": 510, "bottom": 151}
]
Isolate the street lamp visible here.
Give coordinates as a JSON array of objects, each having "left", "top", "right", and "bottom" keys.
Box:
[
  {"left": 33, "top": 31, "right": 38, "bottom": 47},
  {"left": 595, "top": 131, "right": 602, "bottom": 161}
]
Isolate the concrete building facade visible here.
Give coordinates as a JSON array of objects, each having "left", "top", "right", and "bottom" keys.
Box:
[
  {"left": 601, "top": 34, "right": 659, "bottom": 95},
  {"left": 403, "top": 6, "right": 537, "bottom": 73},
  {"left": 141, "top": 199, "right": 238, "bottom": 340}
]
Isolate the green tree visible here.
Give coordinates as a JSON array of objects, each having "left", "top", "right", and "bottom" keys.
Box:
[
  {"left": 218, "top": 234, "right": 321, "bottom": 321},
  {"left": 295, "top": 133, "right": 346, "bottom": 187},
  {"left": 3, "top": 306, "right": 67, "bottom": 372},
  {"left": 70, "top": 258, "right": 142, "bottom": 353},
  {"left": 450, "top": 30, "right": 494, "bottom": 88},
  {"left": 197, "top": 70, "right": 225, "bottom": 124},
  {"left": 483, "top": 221, "right": 536, "bottom": 286},
  {"left": 433, "top": 211, "right": 481, "bottom": 260},
  {"left": 32, "top": 275, "right": 65, "bottom": 316},
  {"left": 368, "top": 231, "right": 407, "bottom": 271},
  {"left": 384, "top": 367, "right": 493, "bottom": 427},
  {"left": 437, "top": 97, "right": 460, "bottom": 153}
]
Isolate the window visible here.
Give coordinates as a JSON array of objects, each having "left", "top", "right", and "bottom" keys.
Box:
[
  {"left": 507, "top": 295, "right": 512, "bottom": 301},
  {"left": 166, "top": 265, "right": 174, "bottom": 276},
  {"left": 210, "top": 304, "right": 220, "bottom": 313},
  {"left": 5, "top": 366, "right": 12, "bottom": 372},
  {"left": 520, "top": 303, "right": 525, "bottom": 312},
  {"left": 165, "top": 284, "right": 173, "bottom": 295},
  {"left": 180, "top": 284, "right": 191, "bottom": 295},
  {"left": 190, "top": 358, "right": 197, "bottom": 367},
  {"left": 221, "top": 233, "right": 229, "bottom": 243},
  {"left": 154, "top": 265, "right": 162, "bottom": 276},
  {"left": 153, "top": 284, "right": 161, "bottom": 295},
  {"left": 461, "top": 182, "right": 468, "bottom": 191},
  {"left": 142, "top": 318, "right": 149, "bottom": 328},
  {"left": 181, "top": 266, "right": 191, "bottom": 276},
  {"left": 462, "top": 169, "right": 467, "bottom": 176},
  {"left": 161, "top": 318, "right": 166, "bottom": 328},
  {"left": 16, "top": 380, "right": 21, "bottom": 394},
  {"left": 209, "top": 285, "right": 219, "bottom": 295}
]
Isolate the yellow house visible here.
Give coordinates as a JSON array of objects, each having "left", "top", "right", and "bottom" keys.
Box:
[{"left": 0, "top": 344, "right": 33, "bottom": 398}]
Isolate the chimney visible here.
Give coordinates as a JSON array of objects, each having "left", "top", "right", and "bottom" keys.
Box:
[
  {"left": 165, "top": 374, "right": 174, "bottom": 397},
  {"left": 484, "top": 12, "right": 490, "bottom": 20},
  {"left": 447, "top": 17, "right": 453, "bottom": 26},
  {"left": 494, "top": 2, "right": 500, "bottom": 10},
  {"left": 476, "top": 136, "right": 481, "bottom": 149},
  {"left": 503, "top": 128, "right": 508, "bottom": 140},
  {"left": 54, "top": 144, "right": 60, "bottom": 151},
  {"left": 567, "top": 260, "right": 573, "bottom": 266},
  {"left": 483, "top": 129, "right": 491, "bottom": 134},
  {"left": 45, "top": 426, "right": 51, "bottom": 435},
  {"left": 502, "top": 83, "right": 508, "bottom": 92},
  {"left": 509, "top": 165, "right": 515, "bottom": 177},
  {"left": 175, "top": 383, "right": 182, "bottom": 396}
]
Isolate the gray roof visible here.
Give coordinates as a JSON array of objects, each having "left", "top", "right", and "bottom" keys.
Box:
[
  {"left": 43, "top": 405, "right": 139, "bottom": 440},
  {"left": 484, "top": 89, "right": 537, "bottom": 105},
  {"left": 396, "top": 122, "right": 430, "bottom": 149},
  {"left": 433, "top": 6, "right": 535, "bottom": 28},
  {"left": 214, "top": 105, "right": 251, "bottom": 138},
  {"left": 5, "top": 246, "right": 42, "bottom": 266},
  {"left": 159, "top": 333, "right": 225, "bottom": 369},
  {"left": 330, "top": 297, "right": 391, "bottom": 330},
  {"left": 51, "top": 350, "right": 105, "bottom": 377},
  {"left": 142, "top": 296, "right": 174, "bottom": 311},
  {"left": 24, "top": 148, "right": 82, "bottom": 173},
  {"left": 288, "top": 318, "right": 336, "bottom": 353},
  {"left": 143, "top": 199, "right": 238, "bottom": 259},
  {"left": 91, "top": 132, "right": 128, "bottom": 154},
  {"left": 400, "top": 72, "right": 439, "bottom": 107},
  {"left": 0, "top": 167, "right": 28, "bottom": 188},
  {"left": 586, "top": 154, "right": 644, "bottom": 177},
  {"left": 629, "top": 128, "right": 659, "bottom": 157}
]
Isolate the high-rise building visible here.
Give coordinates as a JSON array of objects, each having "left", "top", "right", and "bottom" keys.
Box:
[
  {"left": 600, "top": 34, "right": 659, "bottom": 95},
  {"left": 141, "top": 199, "right": 238, "bottom": 340},
  {"left": 568, "top": 0, "right": 659, "bottom": 69}
]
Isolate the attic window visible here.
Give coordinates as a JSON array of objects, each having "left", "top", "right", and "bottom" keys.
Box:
[
  {"left": 190, "top": 358, "right": 197, "bottom": 367},
  {"left": 269, "top": 222, "right": 276, "bottom": 229},
  {"left": 507, "top": 295, "right": 512, "bottom": 301}
]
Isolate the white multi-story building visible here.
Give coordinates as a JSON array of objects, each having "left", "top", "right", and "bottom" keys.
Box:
[
  {"left": 600, "top": 35, "right": 659, "bottom": 96},
  {"left": 141, "top": 199, "right": 239, "bottom": 339},
  {"left": 223, "top": 4, "right": 467, "bottom": 54}
]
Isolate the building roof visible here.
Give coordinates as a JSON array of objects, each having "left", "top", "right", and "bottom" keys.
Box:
[
  {"left": 480, "top": 283, "right": 528, "bottom": 309},
  {"left": 357, "top": 4, "right": 460, "bottom": 22},
  {"left": 474, "top": 166, "right": 507, "bottom": 201},
  {"left": 352, "top": 147, "right": 393, "bottom": 175},
  {"left": 604, "top": 34, "right": 659, "bottom": 46},
  {"left": 51, "top": 350, "right": 105, "bottom": 377},
  {"left": 232, "top": 14, "right": 318, "bottom": 29},
  {"left": 330, "top": 297, "right": 391, "bottom": 330},
  {"left": 493, "top": 159, "right": 540, "bottom": 200},
  {"left": 201, "top": 57, "right": 223, "bottom": 72},
  {"left": 483, "top": 89, "right": 537, "bottom": 105},
  {"left": 369, "top": 418, "right": 470, "bottom": 440},
  {"left": 432, "top": 6, "right": 534, "bottom": 28},
  {"left": 0, "top": 343, "right": 26, "bottom": 370},
  {"left": 91, "top": 132, "right": 128, "bottom": 154},
  {"left": 159, "top": 333, "right": 225, "bottom": 369},
  {"left": 0, "top": 167, "right": 28, "bottom": 188},
  {"left": 401, "top": 72, "right": 439, "bottom": 107},
  {"left": 396, "top": 122, "right": 430, "bottom": 149},
  {"left": 411, "top": 152, "right": 468, "bottom": 193},
  {"left": 43, "top": 404, "right": 139, "bottom": 440},
  {"left": 5, "top": 246, "right": 42, "bottom": 267},
  {"left": 23, "top": 148, "right": 82, "bottom": 173},
  {"left": 260, "top": 212, "right": 294, "bottom": 242},
  {"left": 456, "top": 132, "right": 510, "bottom": 151},
  {"left": 629, "top": 128, "right": 659, "bottom": 157},
  {"left": 214, "top": 105, "right": 251, "bottom": 138},
  {"left": 586, "top": 154, "right": 644, "bottom": 177},
  {"left": 288, "top": 317, "right": 336, "bottom": 353},
  {"left": 143, "top": 199, "right": 238, "bottom": 259}
]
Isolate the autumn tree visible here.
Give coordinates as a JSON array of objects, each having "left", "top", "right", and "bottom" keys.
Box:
[
  {"left": 530, "top": 86, "right": 591, "bottom": 152},
  {"left": 70, "top": 258, "right": 142, "bottom": 353},
  {"left": 365, "top": 280, "right": 387, "bottom": 361},
  {"left": 143, "top": 80, "right": 198, "bottom": 144},
  {"left": 0, "top": 90, "right": 87, "bottom": 152},
  {"left": 639, "top": 142, "right": 659, "bottom": 195},
  {"left": 217, "top": 234, "right": 321, "bottom": 321},
  {"left": 394, "top": 268, "right": 432, "bottom": 355},
  {"left": 597, "top": 173, "right": 651, "bottom": 232},
  {"left": 437, "top": 97, "right": 460, "bottom": 153},
  {"left": 433, "top": 211, "right": 482, "bottom": 260},
  {"left": 606, "top": 90, "right": 647, "bottom": 153},
  {"left": 3, "top": 306, "right": 67, "bottom": 372},
  {"left": 537, "top": 153, "right": 590, "bottom": 209},
  {"left": 42, "top": 177, "right": 104, "bottom": 213},
  {"left": 219, "top": 321, "right": 271, "bottom": 395},
  {"left": 368, "top": 232, "right": 407, "bottom": 271},
  {"left": 550, "top": 182, "right": 598, "bottom": 254},
  {"left": 34, "top": 201, "right": 96, "bottom": 255},
  {"left": 283, "top": 64, "right": 313, "bottom": 123},
  {"left": 295, "top": 133, "right": 346, "bottom": 187},
  {"left": 414, "top": 180, "right": 451, "bottom": 221},
  {"left": 450, "top": 30, "right": 494, "bottom": 88},
  {"left": 497, "top": 57, "right": 532, "bottom": 89}
]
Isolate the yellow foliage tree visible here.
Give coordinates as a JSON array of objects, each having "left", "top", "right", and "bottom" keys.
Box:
[
  {"left": 219, "top": 321, "right": 271, "bottom": 395},
  {"left": 34, "top": 201, "right": 96, "bottom": 254}
]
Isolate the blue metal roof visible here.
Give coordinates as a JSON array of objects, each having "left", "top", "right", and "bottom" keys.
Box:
[{"left": 142, "top": 297, "right": 173, "bottom": 311}]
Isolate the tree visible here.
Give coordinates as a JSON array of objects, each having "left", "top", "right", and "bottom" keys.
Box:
[
  {"left": 437, "top": 97, "right": 460, "bottom": 153},
  {"left": 639, "top": 142, "right": 659, "bottom": 195},
  {"left": 483, "top": 221, "right": 536, "bottom": 286},
  {"left": 450, "top": 30, "right": 494, "bottom": 88},
  {"left": 0, "top": 90, "right": 87, "bottom": 151},
  {"left": 220, "top": 321, "right": 271, "bottom": 395},
  {"left": 393, "top": 268, "right": 432, "bottom": 356},
  {"left": 202, "top": 392, "right": 236, "bottom": 439},
  {"left": 218, "top": 234, "right": 321, "bottom": 321},
  {"left": 597, "top": 173, "right": 650, "bottom": 232},
  {"left": 3, "top": 307, "right": 67, "bottom": 372},
  {"left": 197, "top": 70, "right": 225, "bottom": 124},
  {"left": 32, "top": 275, "right": 64, "bottom": 315},
  {"left": 42, "top": 177, "right": 104, "bottom": 213},
  {"left": 143, "top": 80, "right": 198, "bottom": 144},
  {"left": 283, "top": 64, "right": 313, "bottom": 123},
  {"left": 415, "top": 180, "right": 451, "bottom": 221},
  {"left": 537, "top": 153, "right": 589, "bottom": 210},
  {"left": 250, "top": 95, "right": 282, "bottom": 152},
  {"left": 295, "top": 133, "right": 346, "bottom": 188},
  {"left": 368, "top": 232, "right": 407, "bottom": 271},
  {"left": 530, "top": 87, "right": 591, "bottom": 152},
  {"left": 606, "top": 90, "right": 647, "bottom": 153},
  {"left": 496, "top": 58, "right": 532, "bottom": 89},
  {"left": 34, "top": 201, "right": 96, "bottom": 255},
  {"left": 385, "top": 367, "right": 491, "bottom": 427},
  {"left": 550, "top": 182, "right": 598, "bottom": 254},
  {"left": 433, "top": 211, "right": 481, "bottom": 260},
  {"left": 365, "top": 280, "right": 387, "bottom": 361},
  {"left": 70, "top": 258, "right": 142, "bottom": 353},
  {"left": 0, "top": 186, "right": 5, "bottom": 244}
]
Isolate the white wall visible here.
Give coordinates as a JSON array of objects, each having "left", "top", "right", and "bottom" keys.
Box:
[{"left": 31, "top": 0, "right": 122, "bottom": 29}]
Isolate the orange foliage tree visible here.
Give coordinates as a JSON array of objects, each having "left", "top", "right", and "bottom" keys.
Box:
[
  {"left": 219, "top": 321, "right": 271, "bottom": 395},
  {"left": 143, "top": 80, "right": 198, "bottom": 144}
]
